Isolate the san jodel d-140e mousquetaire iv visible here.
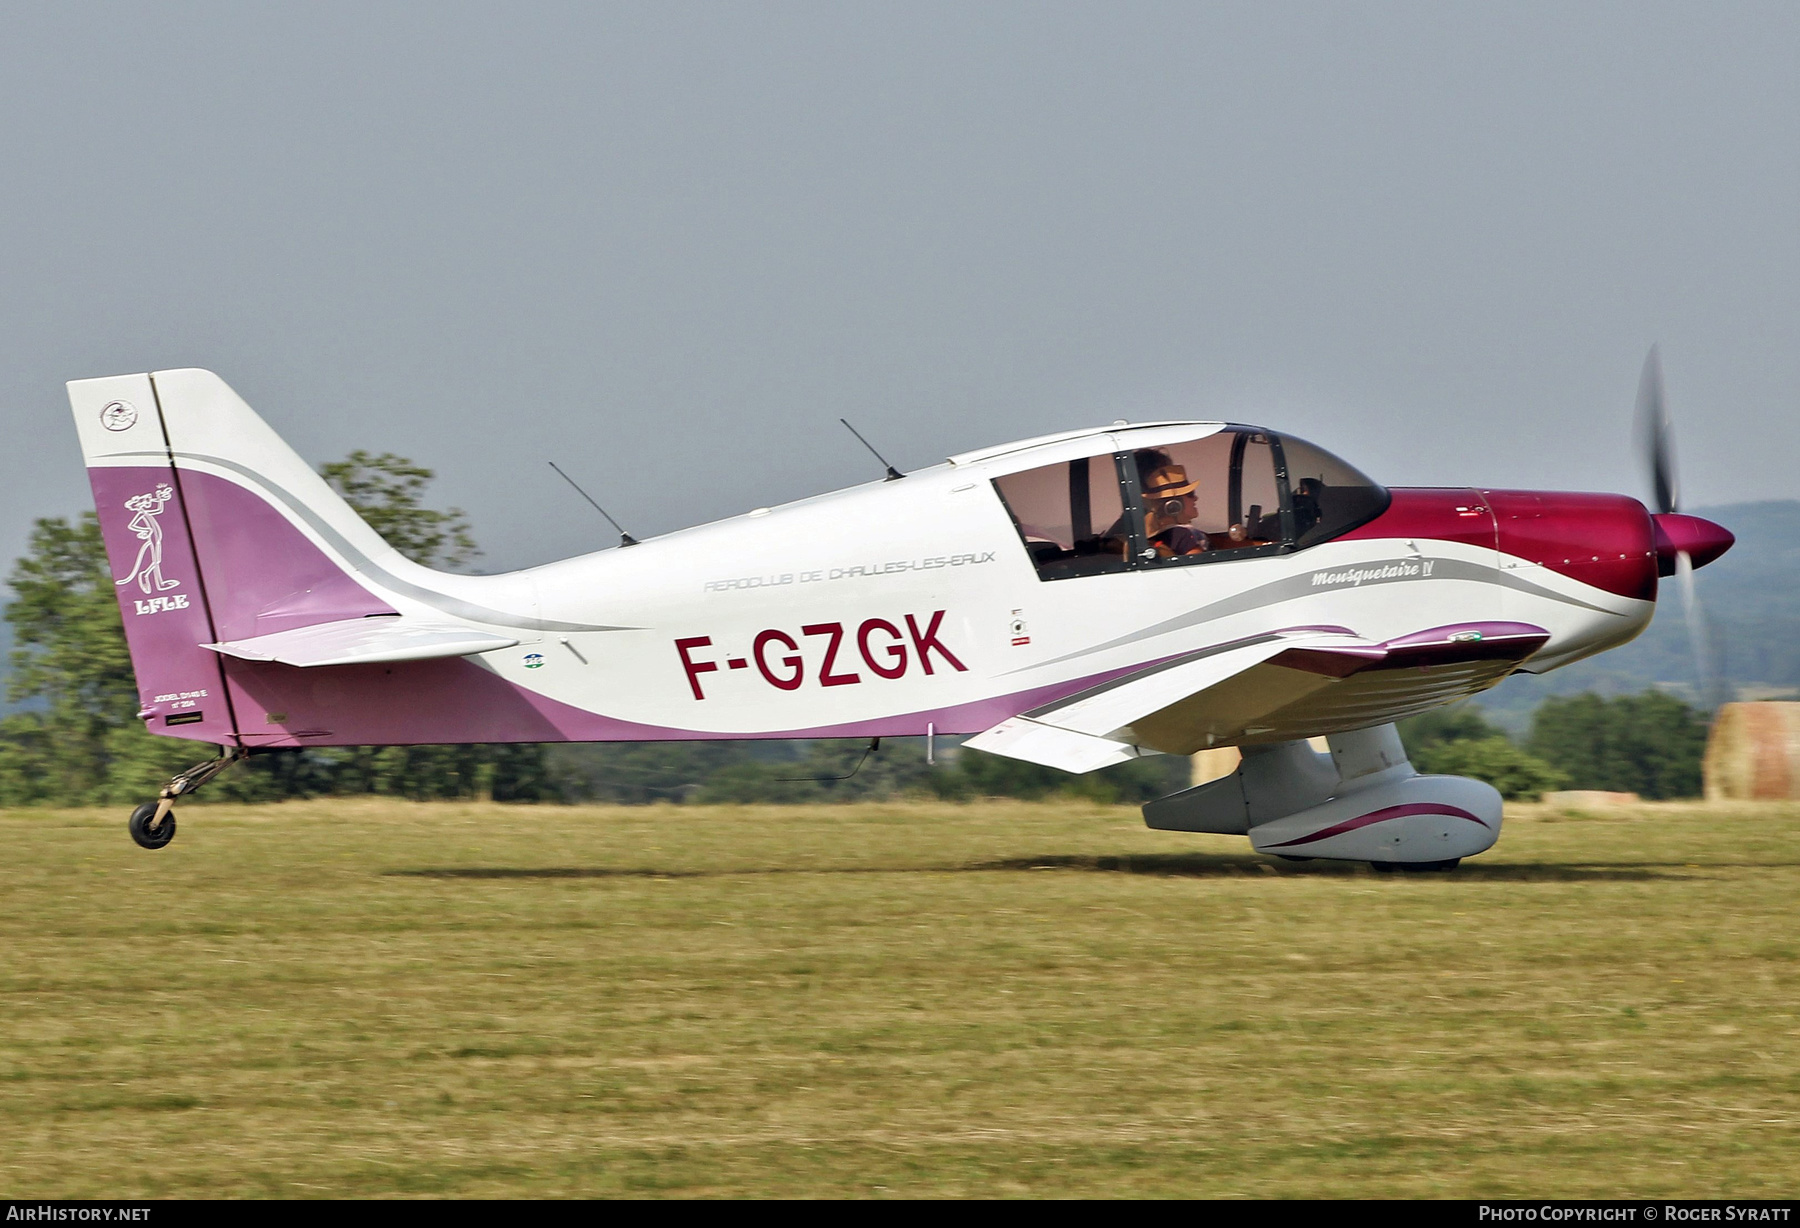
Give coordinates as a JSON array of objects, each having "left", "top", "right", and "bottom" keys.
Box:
[{"left": 68, "top": 353, "right": 1732, "bottom": 865}]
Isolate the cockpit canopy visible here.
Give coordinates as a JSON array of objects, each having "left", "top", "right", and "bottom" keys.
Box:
[{"left": 991, "top": 426, "right": 1388, "bottom": 580}]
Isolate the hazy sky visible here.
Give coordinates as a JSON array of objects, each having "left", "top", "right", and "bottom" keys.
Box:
[{"left": 2, "top": 2, "right": 1795, "bottom": 572}]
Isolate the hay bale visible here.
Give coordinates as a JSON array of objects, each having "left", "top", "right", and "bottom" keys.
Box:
[
  {"left": 1195, "top": 738, "right": 1339, "bottom": 785},
  {"left": 1189, "top": 738, "right": 1326, "bottom": 787},
  {"left": 1541, "top": 790, "right": 1640, "bottom": 808},
  {"left": 1704, "top": 702, "right": 1800, "bottom": 800},
  {"left": 1190, "top": 746, "right": 1241, "bottom": 787}
]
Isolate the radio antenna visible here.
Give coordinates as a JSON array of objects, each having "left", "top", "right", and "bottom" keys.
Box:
[
  {"left": 547, "top": 461, "right": 639, "bottom": 547},
  {"left": 839, "top": 418, "right": 904, "bottom": 481},
  {"left": 778, "top": 738, "right": 881, "bottom": 782}
]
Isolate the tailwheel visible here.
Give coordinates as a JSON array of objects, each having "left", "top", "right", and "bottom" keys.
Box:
[
  {"left": 126, "top": 747, "right": 246, "bottom": 850},
  {"left": 128, "top": 801, "right": 176, "bottom": 850}
]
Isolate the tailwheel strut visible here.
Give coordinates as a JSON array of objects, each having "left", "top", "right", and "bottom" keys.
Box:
[{"left": 128, "top": 747, "right": 247, "bottom": 850}]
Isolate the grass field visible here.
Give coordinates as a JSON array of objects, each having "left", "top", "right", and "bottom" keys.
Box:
[{"left": 2, "top": 797, "right": 1797, "bottom": 1198}]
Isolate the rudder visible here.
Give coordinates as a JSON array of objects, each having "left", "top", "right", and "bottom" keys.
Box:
[{"left": 69, "top": 374, "right": 239, "bottom": 743}]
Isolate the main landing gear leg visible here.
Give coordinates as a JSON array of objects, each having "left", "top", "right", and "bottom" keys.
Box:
[{"left": 128, "top": 747, "right": 247, "bottom": 850}]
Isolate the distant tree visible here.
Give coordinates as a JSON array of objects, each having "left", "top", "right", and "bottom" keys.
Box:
[
  {"left": 313, "top": 741, "right": 550, "bottom": 802},
  {"left": 1062, "top": 755, "right": 1192, "bottom": 804},
  {"left": 696, "top": 758, "right": 828, "bottom": 805},
  {"left": 1526, "top": 691, "right": 1707, "bottom": 799},
  {"left": 1411, "top": 738, "right": 1567, "bottom": 800},
  {"left": 1398, "top": 705, "right": 1507, "bottom": 755},
  {"left": 935, "top": 747, "right": 1068, "bottom": 801},
  {"left": 568, "top": 739, "right": 1190, "bottom": 806},
  {"left": 320, "top": 450, "right": 479, "bottom": 570},
  {"left": 6, "top": 515, "right": 135, "bottom": 746},
  {"left": 549, "top": 742, "right": 748, "bottom": 804},
  {"left": 928, "top": 746, "right": 1188, "bottom": 805},
  {"left": 696, "top": 740, "right": 933, "bottom": 804},
  {"left": 1399, "top": 703, "right": 1568, "bottom": 800}
]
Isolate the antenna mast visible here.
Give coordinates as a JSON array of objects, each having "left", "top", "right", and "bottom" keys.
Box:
[
  {"left": 547, "top": 462, "right": 639, "bottom": 547},
  {"left": 839, "top": 418, "right": 904, "bottom": 481}
]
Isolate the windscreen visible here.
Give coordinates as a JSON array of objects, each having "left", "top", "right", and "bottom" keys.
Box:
[{"left": 1279, "top": 435, "right": 1390, "bottom": 547}]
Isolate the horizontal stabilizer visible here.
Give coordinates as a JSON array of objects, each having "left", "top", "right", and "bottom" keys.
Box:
[
  {"left": 963, "top": 716, "right": 1150, "bottom": 773},
  {"left": 205, "top": 617, "right": 519, "bottom": 668}
]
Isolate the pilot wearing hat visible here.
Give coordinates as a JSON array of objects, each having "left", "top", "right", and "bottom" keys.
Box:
[{"left": 1140, "top": 459, "right": 1207, "bottom": 558}]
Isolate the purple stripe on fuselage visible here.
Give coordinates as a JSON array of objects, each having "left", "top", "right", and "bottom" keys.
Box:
[
  {"left": 225, "top": 654, "right": 1158, "bottom": 747},
  {"left": 1263, "top": 801, "right": 1491, "bottom": 849}
]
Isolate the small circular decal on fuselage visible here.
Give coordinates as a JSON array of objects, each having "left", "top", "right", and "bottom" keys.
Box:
[
  {"left": 100, "top": 400, "right": 139, "bottom": 432},
  {"left": 523, "top": 653, "right": 545, "bottom": 669}
]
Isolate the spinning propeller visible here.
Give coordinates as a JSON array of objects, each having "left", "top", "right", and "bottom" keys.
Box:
[{"left": 1635, "top": 346, "right": 1733, "bottom": 710}]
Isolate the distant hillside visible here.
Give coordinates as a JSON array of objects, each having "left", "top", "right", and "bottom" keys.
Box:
[{"left": 1477, "top": 499, "right": 1800, "bottom": 733}]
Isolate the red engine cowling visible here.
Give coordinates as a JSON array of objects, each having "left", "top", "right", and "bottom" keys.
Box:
[
  {"left": 1347, "top": 487, "right": 1731, "bottom": 601},
  {"left": 1483, "top": 490, "right": 1661, "bottom": 602}
]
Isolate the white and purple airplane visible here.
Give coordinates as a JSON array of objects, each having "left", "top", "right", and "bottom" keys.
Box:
[{"left": 68, "top": 361, "right": 1732, "bottom": 864}]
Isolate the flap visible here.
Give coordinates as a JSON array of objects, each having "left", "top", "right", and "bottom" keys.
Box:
[
  {"left": 204, "top": 616, "right": 519, "bottom": 667},
  {"left": 963, "top": 717, "right": 1150, "bottom": 773}
]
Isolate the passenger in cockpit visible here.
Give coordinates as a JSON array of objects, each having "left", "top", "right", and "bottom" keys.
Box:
[{"left": 1138, "top": 454, "right": 1207, "bottom": 558}]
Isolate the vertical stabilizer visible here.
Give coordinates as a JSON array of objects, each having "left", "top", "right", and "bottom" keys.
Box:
[
  {"left": 136, "top": 369, "right": 402, "bottom": 644},
  {"left": 69, "top": 368, "right": 542, "bottom": 749},
  {"left": 68, "top": 375, "right": 238, "bottom": 743},
  {"left": 69, "top": 369, "right": 420, "bottom": 742}
]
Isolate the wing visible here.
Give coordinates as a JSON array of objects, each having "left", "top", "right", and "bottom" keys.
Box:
[
  {"left": 204, "top": 616, "right": 519, "bottom": 667},
  {"left": 967, "top": 622, "right": 1548, "bottom": 772}
]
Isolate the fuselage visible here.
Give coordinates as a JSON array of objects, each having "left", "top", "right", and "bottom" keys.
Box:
[{"left": 161, "top": 419, "right": 1710, "bottom": 749}]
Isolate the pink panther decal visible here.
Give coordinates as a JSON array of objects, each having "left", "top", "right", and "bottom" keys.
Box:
[{"left": 115, "top": 485, "right": 183, "bottom": 595}]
